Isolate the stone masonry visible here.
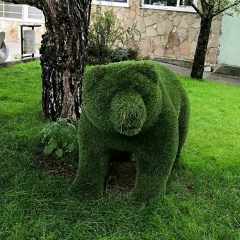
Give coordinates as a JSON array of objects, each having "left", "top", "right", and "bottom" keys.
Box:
[
  {"left": 97, "top": 0, "right": 222, "bottom": 68},
  {"left": 0, "top": 0, "right": 222, "bottom": 68}
]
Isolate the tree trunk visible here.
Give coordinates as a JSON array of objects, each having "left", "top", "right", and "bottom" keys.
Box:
[
  {"left": 191, "top": 16, "right": 213, "bottom": 79},
  {"left": 3, "top": 0, "right": 92, "bottom": 122},
  {"left": 41, "top": 1, "right": 91, "bottom": 122}
]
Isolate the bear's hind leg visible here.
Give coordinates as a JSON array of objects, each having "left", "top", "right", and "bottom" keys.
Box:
[{"left": 174, "top": 100, "right": 190, "bottom": 169}]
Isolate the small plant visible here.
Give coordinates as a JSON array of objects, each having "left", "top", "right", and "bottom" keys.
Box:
[
  {"left": 40, "top": 118, "right": 78, "bottom": 158},
  {"left": 12, "top": 53, "right": 22, "bottom": 61},
  {"left": 87, "top": 5, "right": 140, "bottom": 65}
]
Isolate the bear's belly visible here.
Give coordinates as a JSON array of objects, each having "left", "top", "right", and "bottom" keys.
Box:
[{"left": 101, "top": 130, "right": 157, "bottom": 154}]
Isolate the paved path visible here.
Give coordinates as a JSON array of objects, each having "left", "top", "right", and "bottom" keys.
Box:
[
  {"left": 160, "top": 62, "right": 240, "bottom": 87},
  {"left": 4, "top": 42, "right": 240, "bottom": 87}
]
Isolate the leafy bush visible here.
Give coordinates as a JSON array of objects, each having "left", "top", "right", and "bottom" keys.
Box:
[
  {"left": 110, "top": 47, "right": 139, "bottom": 63},
  {"left": 40, "top": 118, "right": 78, "bottom": 159},
  {"left": 87, "top": 5, "right": 139, "bottom": 65}
]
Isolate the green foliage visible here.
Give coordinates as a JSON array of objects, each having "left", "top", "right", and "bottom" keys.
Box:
[
  {"left": 12, "top": 53, "right": 22, "bottom": 60},
  {"left": 40, "top": 118, "right": 78, "bottom": 158},
  {"left": 110, "top": 47, "right": 139, "bottom": 63},
  {"left": 73, "top": 61, "right": 190, "bottom": 202},
  {"left": 87, "top": 5, "right": 139, "bottom": 65},
  {"left": 188, "top": 0, "right": 240, "bottom": 17},
  {"left": 1, "top": 61, "right": 240, "bottom": 239}
]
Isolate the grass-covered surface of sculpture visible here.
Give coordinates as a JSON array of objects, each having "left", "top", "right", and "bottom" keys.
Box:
[{"left": 73, "top": 60, "right": 190, "bottom": 201}]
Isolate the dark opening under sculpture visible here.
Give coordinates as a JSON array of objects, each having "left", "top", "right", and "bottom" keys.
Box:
[{"left": 73, "top": 60, "right": 190, "bottom": 201}]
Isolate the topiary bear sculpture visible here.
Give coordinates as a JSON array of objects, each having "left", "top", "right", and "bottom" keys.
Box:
[{"left": 73, "top": 61, "right": 190, "bottom": 201}]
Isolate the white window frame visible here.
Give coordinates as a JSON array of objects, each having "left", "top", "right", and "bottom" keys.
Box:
[
  {"left": 141, "top": 0, "right": 197, "bottom": 12},
  {"left": 23, "top": 5, "right": 44, "bottom": 22},
  {"left": 0, "top": 2, "right": 44, "bottom": 23},
  {"left": 92, "top": 0, "right": 129, "bottom": 8}
]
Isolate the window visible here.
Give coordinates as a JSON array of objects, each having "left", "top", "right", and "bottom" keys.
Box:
[
  {"left": 0, "top": 1, "right": 44, "bottom": 22},
  {"left": 92, "top": 0, "right": 129, "bottom": 7},
  {"left": 0, "top": 3, "right": 3, "bottom": 17},
  {"left": 4, "top": 3, "right": 23, "bottom": 19},
  {"left": 141, "top": 0, "right": 197, "bottom": 12},
  {"left": 0, "top": 1, "right": 23, "bottom": 19},
  {"left": 27, "top": 6, "right": 43, "bottom": 20}
]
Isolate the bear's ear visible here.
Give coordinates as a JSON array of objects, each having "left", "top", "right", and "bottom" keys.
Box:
[
  {"left": 134, "top": 61, "right": 158, "bottom": 84},
  {"left": 84, "top": 66, "right": 105, "bottom": 89}
]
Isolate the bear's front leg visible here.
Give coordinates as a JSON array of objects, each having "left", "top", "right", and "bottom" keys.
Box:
[
  {"left": 72, "top": 115, "right": 110, "bottom": 199},
  {"left": 132, "top": 123, "right": 179, "bottom": 202},
  {"left": 72, "top": 146, "right": 110, "bottom": 199}
]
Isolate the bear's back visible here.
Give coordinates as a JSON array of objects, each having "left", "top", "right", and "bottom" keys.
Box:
[{"left": 152, "top": 61, "right": 188, "bottom": 114}]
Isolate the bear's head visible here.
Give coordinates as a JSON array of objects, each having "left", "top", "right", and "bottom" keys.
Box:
[{"left": 83, "top": 61, "right": 163, "bottom": 136}]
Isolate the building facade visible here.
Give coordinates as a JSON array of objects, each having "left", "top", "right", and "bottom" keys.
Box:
[
  {"left": 218, "top": 11, "right": 240, "bottom": 68},
  {"left": 0, "top": 1, "right": 45, "bottom": 48}
]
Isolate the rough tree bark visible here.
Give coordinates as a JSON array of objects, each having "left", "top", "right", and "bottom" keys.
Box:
[
  {"left": 190, "top": 16, "right": 212, "bottom": 79},
  {"left": 3, "top": 0, "right": 92, "bottom": 122}
]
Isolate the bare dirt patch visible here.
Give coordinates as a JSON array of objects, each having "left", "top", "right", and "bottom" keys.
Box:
[{"left": 35, "top": 151, "right": 136, "bottom": 194}]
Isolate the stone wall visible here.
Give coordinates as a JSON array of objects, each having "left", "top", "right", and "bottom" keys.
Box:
[
  {"left": 1, "top": 0, "right": 222, "bottom": 68},
  {"left": 96, "top": 0, "right": 222, "bottom": 68}
]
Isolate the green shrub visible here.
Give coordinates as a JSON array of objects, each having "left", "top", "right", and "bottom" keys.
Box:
[
  {"left": 87, "top": 5, "right": 139, "bottom": 65},
  {"left": 110, "top": 47, "right": 139, "bottom": 63},
  {"left": 40, "top": 118, "right": 78, "bottom": 159},
  {"left": 73, "top": 61, "right": 190, "bottom": 202}
]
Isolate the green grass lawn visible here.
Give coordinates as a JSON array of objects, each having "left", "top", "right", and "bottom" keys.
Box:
[{"left": 0, "top": 61, "right": 240, "bottom": 239}]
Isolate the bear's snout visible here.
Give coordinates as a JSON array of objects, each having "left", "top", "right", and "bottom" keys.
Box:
[{"left": 110, "top": 91, "right": 147, "bottom": 136}]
